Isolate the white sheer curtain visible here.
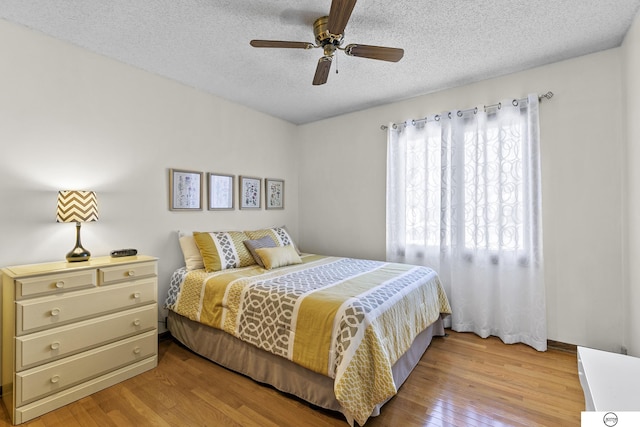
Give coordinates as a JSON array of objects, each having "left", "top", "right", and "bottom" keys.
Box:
[{"left": 386, "top": 94, "right": 546, "bottom": 351}]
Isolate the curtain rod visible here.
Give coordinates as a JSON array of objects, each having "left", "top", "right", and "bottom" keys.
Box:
[{"left": 380, "top": 91, "right": 554, "bottom": 131}]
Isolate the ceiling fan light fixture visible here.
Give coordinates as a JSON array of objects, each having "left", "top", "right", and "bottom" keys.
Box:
[
  {"left": 323, "top": 44, "right": 337, "bottom": 56},
  {"left": 248, "top": 0, "right": 404, "bottom": 85}
]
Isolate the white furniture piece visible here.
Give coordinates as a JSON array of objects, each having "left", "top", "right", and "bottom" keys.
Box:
[
  {"left": 577, "top": 345, "right": 640, "bottom": 411},
  {"left": 1, "top": 255, "right": 158, "bottom": 424}
]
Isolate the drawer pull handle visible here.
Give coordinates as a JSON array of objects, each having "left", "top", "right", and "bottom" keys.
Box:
[
  {"left": 133, "top": 347, "right": 141, "bottom": 355},
  {"left": 51, "top": 375, "right": 60, "bottom": 384},
  {"left": 133, "top": 319, "right": 141, "bottom": 326},
  {"left": 50, "top": 308, "right": 60, "bottom": 316},
  {"left": 127, "top": 270, "right": 136, "bottom": 277},
  {"left": 55, "top": 281, "right": 65, "bottom": 288},
  {"left": 132, "top": 292, "right": 141, "bottom": 299},
  {"left": 50, "top": 342, "right": 60, "bottom": 350}
]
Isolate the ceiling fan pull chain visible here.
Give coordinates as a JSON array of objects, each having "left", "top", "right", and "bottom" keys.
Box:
[{"left": 336, "top": 53, "right": 339, "bottom": 74}]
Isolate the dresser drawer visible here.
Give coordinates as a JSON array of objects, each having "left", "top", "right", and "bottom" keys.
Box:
[
  {"left": 98, "top": 261, "right": 157, "bottom": 285},
  {"left": 16, "top": 270, "right": 96, "bottom": 299},
  {"left": 16, "top": 304, "right": 157, "bottom": 371},
  {"left": 15, "top": 330, "right": 157, "bottom": 406},
  {"left": 16, "top": 279, "right": 156, "bottom": 335}
]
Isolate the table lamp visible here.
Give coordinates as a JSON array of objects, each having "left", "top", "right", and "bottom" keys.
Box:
[{"left": 56, "top": 190, "right": 98, "bottom": 262}]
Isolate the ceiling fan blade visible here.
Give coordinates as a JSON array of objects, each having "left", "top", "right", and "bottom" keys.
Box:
[
  {"left": 250, "top": 40, "right": 314, "bottom": 49},
  {"left": 312, "top": 56, "right": 333, "bottom": 85},
  {"left": 327, "top": 0, "right": 357, "bottom": 35},
  {"left": 344, "top": 44, "right": 404, "bottom": 62}
]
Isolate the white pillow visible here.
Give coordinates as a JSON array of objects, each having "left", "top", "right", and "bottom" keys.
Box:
[{"left": 178, "top": 232, "right": 204, "bottom": 270}]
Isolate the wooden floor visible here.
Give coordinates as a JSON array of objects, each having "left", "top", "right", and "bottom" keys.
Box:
[{"left": 0, "top": 330, "right": 585, "bottom": 426}]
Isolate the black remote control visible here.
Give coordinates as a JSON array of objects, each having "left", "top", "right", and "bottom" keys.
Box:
[{"left": 110, "top": 248, "right": 138, "bottom": 257}]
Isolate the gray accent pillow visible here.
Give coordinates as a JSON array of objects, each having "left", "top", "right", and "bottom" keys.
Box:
[{"left": 243, "top": 236, "right": 277, "bottom": 267}]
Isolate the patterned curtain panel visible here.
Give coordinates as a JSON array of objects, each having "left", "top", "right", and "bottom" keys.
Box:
[{"left": 386, "top": 94, "right": 546, "bottom": 351}]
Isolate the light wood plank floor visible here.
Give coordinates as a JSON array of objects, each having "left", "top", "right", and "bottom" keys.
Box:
[{"left": 0, "top": 330, "right": 584, "bottom": 426}]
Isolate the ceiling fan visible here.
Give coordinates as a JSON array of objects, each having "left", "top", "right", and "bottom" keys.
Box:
[{"left": 249, "top": 0, "right": 404, "bottom": 86}]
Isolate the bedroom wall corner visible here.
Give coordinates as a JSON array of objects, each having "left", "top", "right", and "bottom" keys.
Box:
[
  {"left": 623, "top": 9, "right": 640, "bottom": 357},
  {"left": 0, "top": 18, "right": 300, "bottom": 357}
]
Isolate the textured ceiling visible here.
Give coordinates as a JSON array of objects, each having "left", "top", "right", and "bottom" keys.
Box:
[{"left": 1, "top": 1, "right": 639, "bottom": 124}]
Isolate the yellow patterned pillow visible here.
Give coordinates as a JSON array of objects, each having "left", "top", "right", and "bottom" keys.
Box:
[
  {"left": 193, "top": 231, "right": 256, "bottom": 272},
  {"left": 254, "top": 245, "right": 302, "bottom": 270},
  {"left": 245, "top": 226, "right": 300, "bottom": 254}
]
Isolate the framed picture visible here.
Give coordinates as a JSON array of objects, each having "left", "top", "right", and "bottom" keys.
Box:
[
  {"left": 169, "top": 169, "right": 203, "bottom": 211},
  {"left": 239, "top": 176, "right": 261, "bottom": 209},
  {"left": 265, "top": 178, "right": 285, "bottom": 210},
  {"left": 207, "top": 173, "right": 234, "bottom": 210}
]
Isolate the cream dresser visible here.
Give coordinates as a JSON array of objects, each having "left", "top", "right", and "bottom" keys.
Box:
[{"left": 1, "top": 255, "right": 158, "bottom": 424}]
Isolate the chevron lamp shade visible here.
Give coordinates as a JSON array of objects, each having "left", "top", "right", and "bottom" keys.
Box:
[{"left": 56, "top": 190, "right": 98, "bottom": 223}]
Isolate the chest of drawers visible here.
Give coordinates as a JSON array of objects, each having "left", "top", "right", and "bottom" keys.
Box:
[{"left": 1, "top": 255, "right": 158, "bottom": 424}]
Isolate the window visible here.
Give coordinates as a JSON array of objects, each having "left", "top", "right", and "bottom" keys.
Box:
[{"left": 399, "top": 110, "right": 530, "bottom": 255}]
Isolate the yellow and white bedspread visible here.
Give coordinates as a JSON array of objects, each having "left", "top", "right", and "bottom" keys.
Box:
[{"left": 166, "top": 254, "right": 451, "bottom": 425}]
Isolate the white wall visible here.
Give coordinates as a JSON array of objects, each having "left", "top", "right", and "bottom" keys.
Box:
[
  {"left": 623, "top": 12, "right": 640, "bottom": 356},
  {"left": 298, "top": 49, "right": 626, "bottom": 351},
  {"left": 0, "top": 19, "right": 299, "bottom": 333}
]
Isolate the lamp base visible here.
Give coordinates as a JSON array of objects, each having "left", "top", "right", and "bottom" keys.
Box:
[
  {"left": 66, "top": 222, "right": 91, "bottom": 262},
  {"left": 66, "top": 246, "right": 91, "bottom": 262}
]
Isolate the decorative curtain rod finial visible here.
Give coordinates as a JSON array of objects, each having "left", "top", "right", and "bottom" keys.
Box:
[{"left": 539, "top": 91, "right": 554, "bottom": 101}]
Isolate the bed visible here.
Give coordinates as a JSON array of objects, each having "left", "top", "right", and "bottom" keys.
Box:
[{"left": 165, "top": 228, "right": 451, "bottom": 426}]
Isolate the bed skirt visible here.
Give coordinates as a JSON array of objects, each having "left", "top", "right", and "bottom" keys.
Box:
[{"left": 167, "top": 311, "right": 445, "bottom": 423}]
